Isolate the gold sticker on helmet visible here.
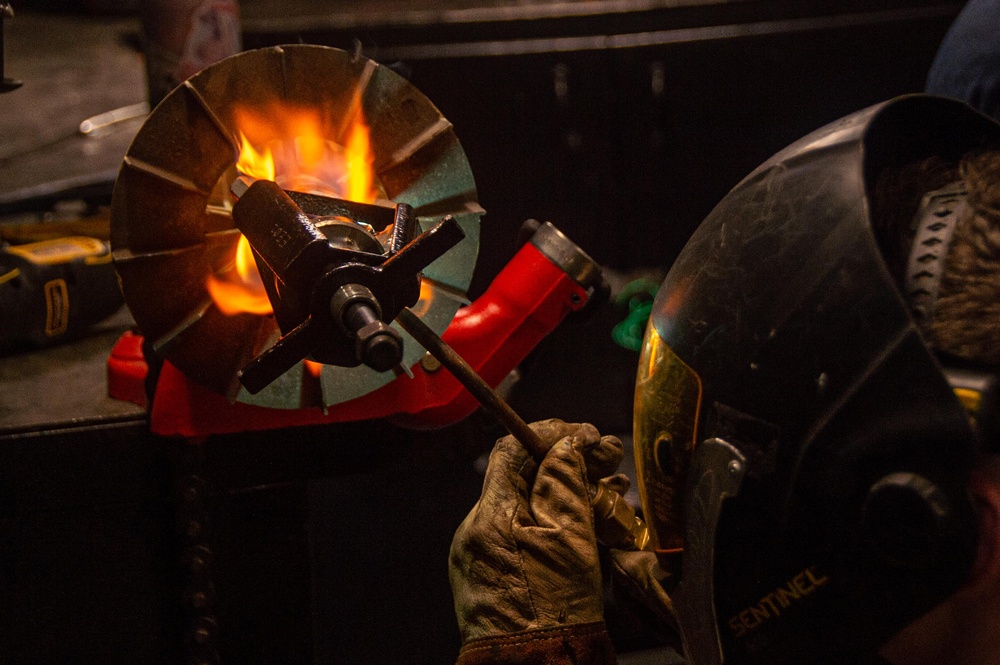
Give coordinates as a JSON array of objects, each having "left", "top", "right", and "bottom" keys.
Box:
[{"left": 633, "top": 326, "right": 703, "bottom": 552}]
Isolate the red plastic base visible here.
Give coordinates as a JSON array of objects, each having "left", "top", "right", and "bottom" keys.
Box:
[{"left": 107, "top": 330, "right": 149, "bottom": 410}]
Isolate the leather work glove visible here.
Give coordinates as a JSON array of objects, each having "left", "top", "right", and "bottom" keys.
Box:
[{"left": 449, "top": 419, "right": 623, "bottom": 664}]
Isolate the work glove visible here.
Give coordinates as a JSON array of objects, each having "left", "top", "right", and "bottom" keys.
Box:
[{"left": 449, "top": 419, "right": 623, "bottom": 655}]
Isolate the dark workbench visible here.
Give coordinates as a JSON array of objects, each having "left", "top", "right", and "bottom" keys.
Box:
[
  {"left": 0, "top": 14, "right": 145, "bottom": 208},
  {"left": 0, "top": 307, "right": 143, "bottom": 430}
]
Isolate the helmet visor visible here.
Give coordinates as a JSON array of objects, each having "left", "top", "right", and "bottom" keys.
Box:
[{"left": 633, "top": 322, "right": 702, "bottom": 553}]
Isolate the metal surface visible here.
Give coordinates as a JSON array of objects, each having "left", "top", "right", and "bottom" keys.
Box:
[
  {"left": 530, "top": 221, "right": 603, "bottom": 289},
  {"left": 111, "top": 44, "right": 482, "bottom": 408},
  {"left": 0, "top": 15, "right": 146, "bottom": 207},
  {"left": 241, "top": 0, "right": 742, "bottom": 33},
  {"left": 0, "top": 307, "right": 144, "bottom": 431},
  {"left": 591, "top": 478, "right": 651, "bottom": 550},
  {"left": 672, "top": 437, "right": 746, "bottom": 665},
  {"left": 366, "top": 4, "right": 961, "bottom": 60},
  {"left": 229, "top": 178, "right": 465, "bottom": 392}
]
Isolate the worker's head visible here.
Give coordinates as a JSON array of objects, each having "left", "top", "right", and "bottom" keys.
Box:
[{"left": 631, "top": 95, "right": 1000, "bottom": 664}]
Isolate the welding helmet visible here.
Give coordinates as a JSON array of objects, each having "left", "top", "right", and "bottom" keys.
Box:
[{"left": 632, "top": 95, "right": 1000, "bottom": 664}]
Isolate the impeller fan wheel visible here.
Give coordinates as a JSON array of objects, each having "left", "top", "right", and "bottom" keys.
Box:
[{"left": 111, "top": 45, "right": 482, "bottom": 409}]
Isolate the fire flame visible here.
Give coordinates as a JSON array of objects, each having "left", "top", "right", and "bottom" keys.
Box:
[
  {"left": 235, "top": 134, "right": 276, "bottom": 182},
  {"left": 206, "top": 235, "right": 273, "bottom": 315},
  {"left": 208, "top": 102, "right": 380, "bottom": 316},
  {"left": 345, "top": 120, "right": 375, "bottom": 204},
  {"left": 410, "top": 278, "right": 436, "bottom": 318}
]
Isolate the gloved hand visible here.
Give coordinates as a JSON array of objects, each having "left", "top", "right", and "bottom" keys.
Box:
[{"left": 449, "top": 419, "right": 624, "bottom": 644}]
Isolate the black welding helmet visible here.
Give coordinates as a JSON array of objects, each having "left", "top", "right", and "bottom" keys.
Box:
[{"left": 632, "top": 95, "right": 1000, "bottom": 664}]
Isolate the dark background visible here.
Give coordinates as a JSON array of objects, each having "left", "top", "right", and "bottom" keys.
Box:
[{"left": 0, "top": 1, "right": 964, "bottom": 662}]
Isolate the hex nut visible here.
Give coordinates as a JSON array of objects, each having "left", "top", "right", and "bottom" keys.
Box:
[{"left": 355, "top": 320, "right": 403, "bottom": 371}]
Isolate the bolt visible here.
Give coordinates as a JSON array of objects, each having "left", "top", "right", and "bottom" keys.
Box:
[
  {"left": 728, "top": 460, "right": 742, "bottom": 475},
  {"left": 420, "top": 352, "right": 442, "bottom": 373},
  {"left": 357, "top": 325, "right": 402, "bottom": 371},
  {"left": 355, "top": 318, "right": 403, "bottom": 372},
  {"left": 331, "top": 285, "right": 403, "bottom": 371}
]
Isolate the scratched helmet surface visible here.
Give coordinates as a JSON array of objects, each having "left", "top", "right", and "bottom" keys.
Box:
[{"left": 633, "top": 95, "right": 1000, "bottom": 663}]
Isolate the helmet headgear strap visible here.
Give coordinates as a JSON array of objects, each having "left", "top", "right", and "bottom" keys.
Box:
[
  {"left": 904, "top": 182, "right": 967, "bottom": 328},
  {"left": 905, "top": 183, "right": 1000, "bottom": 453}
]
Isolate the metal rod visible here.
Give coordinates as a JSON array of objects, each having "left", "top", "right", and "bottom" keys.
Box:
[{"left": 395, "top": 307, "right": 549, "bottom": 460}]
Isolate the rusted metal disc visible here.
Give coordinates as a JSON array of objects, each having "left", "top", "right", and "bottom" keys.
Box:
[{"left": 111, "top": 45, "right": 482, "bottom": 408}]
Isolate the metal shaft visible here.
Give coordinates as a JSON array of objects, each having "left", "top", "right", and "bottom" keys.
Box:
[{"left": 395, "top": 307, "right": 548, "bottom": 460}]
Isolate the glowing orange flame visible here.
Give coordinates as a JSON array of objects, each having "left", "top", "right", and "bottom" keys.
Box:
[
  {"left": 230, "top": 102, "right": 380, "bottom": 202},
  {"left": 206, "top": 235, "right": 273, "bottom": 315},
  {"left": 346, "top": 120, "right": 376, "bottom": 204},
  {"left": 410, "top": 278, "right": 436, "bottom": 318},
  {"left": 304, "top": 360, "right": 325, "bottom": 379},
  {"left": 208, "top": 101, "right": 380, "bottom": 317},
  {"left": 235, "top": 131, "right": 275, "bottom": 181}
]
